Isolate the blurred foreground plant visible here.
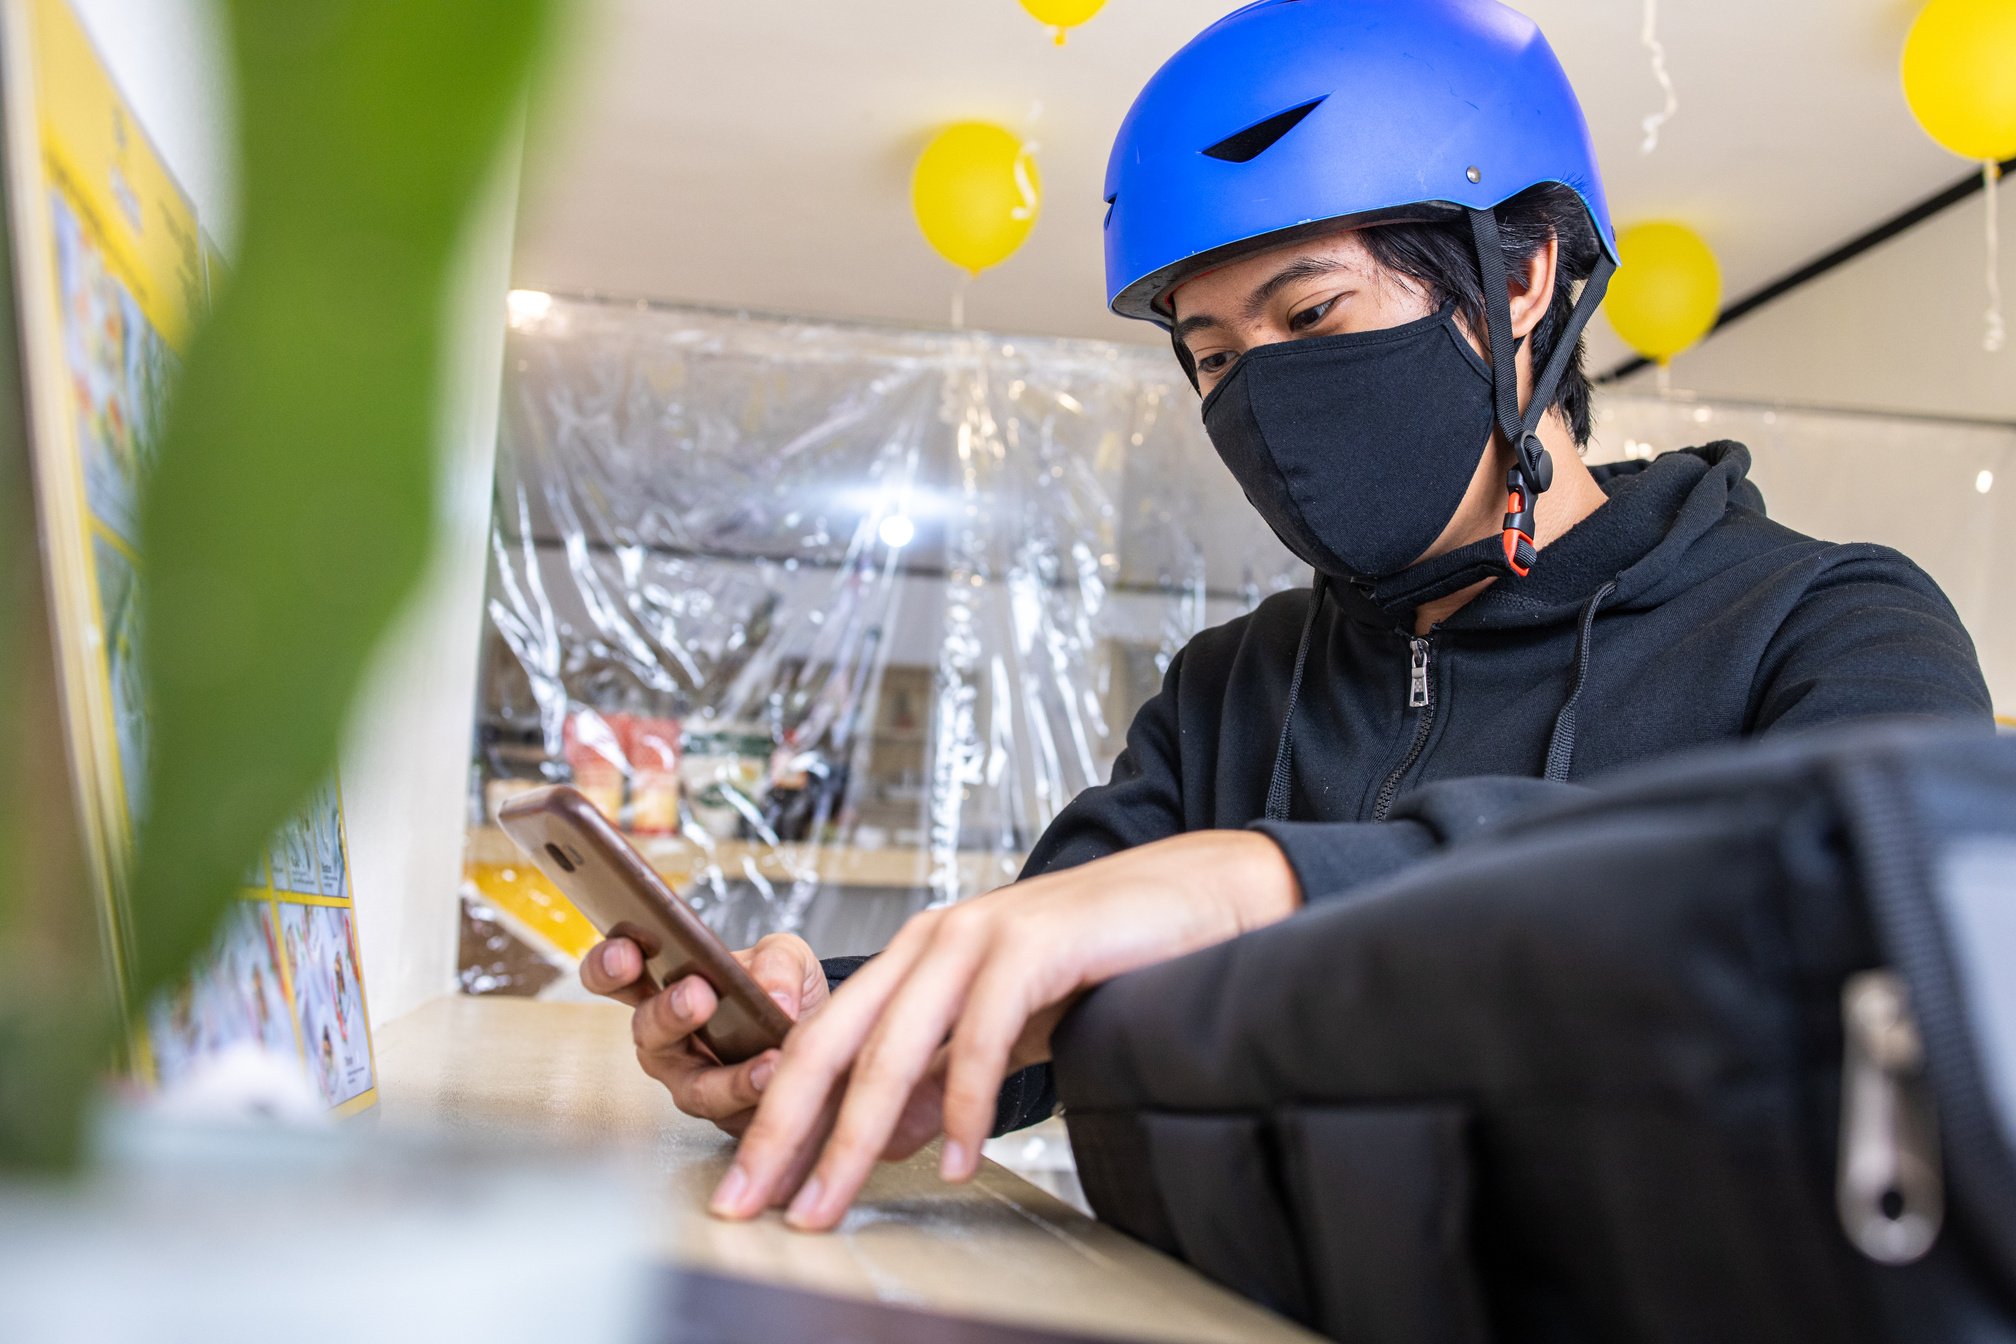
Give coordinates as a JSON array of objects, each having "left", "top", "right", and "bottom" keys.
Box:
[
  {"left": 1, "top": 0, "right": 565, "bottom": 1169},
  {"left": 0, "top": 203, "right": 106, "bottom": 1168}
]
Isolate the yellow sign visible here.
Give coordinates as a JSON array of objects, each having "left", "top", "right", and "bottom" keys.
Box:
[
  {"left": 30, "top": 0, "right": 202, "bottom": 349},
  {"left": 3, "top": 0, "right": 376, "bottom": 1114}
]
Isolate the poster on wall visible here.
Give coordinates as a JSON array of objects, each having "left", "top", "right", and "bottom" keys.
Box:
[
  {"left": 146, "top": 900, "right": 297, "bottom": 1089},
  {"left": 270, "top": 809, "right": 322, "bottom": 898},
  {"left": 3, "top": 0, "right": 376, "bottom": 1113},
  {"left": 278, "top": 899, "right": 375, "bottom": 1107}
]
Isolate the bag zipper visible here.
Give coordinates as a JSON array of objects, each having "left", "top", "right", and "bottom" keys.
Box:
[
  {"left": 1833, "top": 759, "right": 2016, "bottom": 1275},
  {"left": 1836, "top": 969, "right": 1943, "bottom": 1264},
  {"left": 1372, "top": 636, "right": 1435, "bottom": 822}
]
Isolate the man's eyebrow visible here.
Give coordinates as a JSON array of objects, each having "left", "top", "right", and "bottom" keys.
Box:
[
  {"left": 1171, "top": 256, "right": 1348, "bottom": 347},
  {"left": 1242, "top": 257, "right": 1349, "bottom": 322},
  {"left": 1171, "top": 311, "right": 1225, "bottom": 343}
]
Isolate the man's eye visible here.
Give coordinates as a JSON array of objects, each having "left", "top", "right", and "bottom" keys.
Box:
[
  {"left": 1290, "top": 297, "right": 1338, "bottom": 331},
  {"left": 1196, "top": 352, "right": 1234, "bottom": 375}
]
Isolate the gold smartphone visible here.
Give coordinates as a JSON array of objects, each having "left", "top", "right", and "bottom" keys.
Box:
[{"left": 498, "top": 785, "right": 792, "bottom": 1063}]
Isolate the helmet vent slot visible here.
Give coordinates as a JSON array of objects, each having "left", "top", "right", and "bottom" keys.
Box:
[{"left": 1200, "top": 97, "right": 1326, "bottom": 163}]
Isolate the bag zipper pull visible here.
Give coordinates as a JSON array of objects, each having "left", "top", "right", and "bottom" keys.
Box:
[
  {"left": 1837, "top": 969, "right": 1944, "bottom": 1264},
  {"left": 1408, "top": 638, "right": 1431, "bottom": 710}
]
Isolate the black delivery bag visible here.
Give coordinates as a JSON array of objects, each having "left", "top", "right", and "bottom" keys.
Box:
[{"left": 1051, "top": 724, "right": 2016, "bottom": 1343}]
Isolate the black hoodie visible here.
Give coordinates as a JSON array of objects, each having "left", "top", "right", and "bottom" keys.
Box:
[
  {"left": 1021, "top": 442, "right": 1990, "bottom": 883},
  {"left": 831, "top": 442, "right": 1994, "bottom": 1132}
]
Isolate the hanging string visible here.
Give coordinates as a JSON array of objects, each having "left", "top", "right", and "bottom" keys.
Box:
[
  {"left": 1984, "top": 160, "right": 2006, "bottom": 355},
  {"left": 1014, "top": 101, "right": 1045, "bottom": 225},
  {"left": 1010, "top": 150, "right": 1040, "bottom": 223},
  {"left": 1640, "top": 0, "right": 1678, "bottom": 155},
  {"left": 951, "top": 272, "right": 971, "bottom": 330},
  {"left": 1655, "top": 362, "right": 1674, "bottom": 399}
]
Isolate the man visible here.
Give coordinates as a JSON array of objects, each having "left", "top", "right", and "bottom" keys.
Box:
[{"left": 584, "top": 0, "right": 1992, "bottom": 1231}]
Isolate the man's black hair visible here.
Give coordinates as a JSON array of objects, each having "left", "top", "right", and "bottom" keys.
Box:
[{"left": 1358, "top": 183, "right": 1602, "bottom": 445}]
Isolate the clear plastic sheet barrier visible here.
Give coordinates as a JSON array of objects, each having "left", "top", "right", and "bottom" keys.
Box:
[
  {"left": 471, "top": 298, "right": 2016, "bottom": 987},
  {"left": 474, "top": 301, "right": 1299, "bottom": 973}
]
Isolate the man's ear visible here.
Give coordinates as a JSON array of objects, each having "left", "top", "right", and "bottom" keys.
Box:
[{"left": 1509, "top": 234, "right": 1560, "bottom": 340}]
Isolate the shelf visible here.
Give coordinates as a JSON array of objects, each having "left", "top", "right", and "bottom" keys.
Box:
[{"left": 467, "top": 825, "right": 1023, "bottom": 894}]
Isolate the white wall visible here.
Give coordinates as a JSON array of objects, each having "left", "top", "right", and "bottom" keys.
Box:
[
  {"left": 342, "top": 154, "right": 519, "bottom": 1023},
  {"left": 66, "top": 0, "right": 512, "bottom": 1023},
  {"left": 1616, "top": 170, "right": 2015, "bottom": 423}
]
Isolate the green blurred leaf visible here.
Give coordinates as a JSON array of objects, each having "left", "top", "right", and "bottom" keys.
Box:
[{"left": 122, "top": 0, "right": 562, "bottom": 1043}]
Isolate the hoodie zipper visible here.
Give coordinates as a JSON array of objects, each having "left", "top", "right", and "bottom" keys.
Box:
[{"left": 1372, "top": 635, "right": 1435, "bottom": 822}]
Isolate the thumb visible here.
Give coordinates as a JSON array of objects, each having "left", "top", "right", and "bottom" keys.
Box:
[{"left": 743, "top": 934, "right": 818, "bottom": 1020}]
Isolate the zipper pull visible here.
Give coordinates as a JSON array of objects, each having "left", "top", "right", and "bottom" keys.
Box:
[
  {"left": 1837, "top": 969, "right": 1944, "bottom": 1264},
  {"left": 1407, "top": 638, "right": 1431, "bottom": 710}
]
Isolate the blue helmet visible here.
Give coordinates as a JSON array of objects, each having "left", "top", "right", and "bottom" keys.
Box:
[{"left": 1104, "top": 0, "right": 1618, "bottom": 324}]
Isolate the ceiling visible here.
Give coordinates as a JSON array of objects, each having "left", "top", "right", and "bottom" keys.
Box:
[{"left": 512, "top": 0, "right": 1973, "bottom": 373}]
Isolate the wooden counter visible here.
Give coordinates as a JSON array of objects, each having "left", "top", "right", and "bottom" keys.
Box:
[{"left": 374, "top": 995, "right": 1320, "bottom": 1344}]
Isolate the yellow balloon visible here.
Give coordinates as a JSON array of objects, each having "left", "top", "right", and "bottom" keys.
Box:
[
  {"left": 1604, "top": 222, "right": 1722, "bottom": 364},
  {"left": 1020, "top": 0, "right": 1107, "bottom": 44},
  {"left": 911, "top": 122, "right": 1041, "bottom": 276},
  {"left": 1902, "top": 0, "right": 2016, "bottom": 161}
]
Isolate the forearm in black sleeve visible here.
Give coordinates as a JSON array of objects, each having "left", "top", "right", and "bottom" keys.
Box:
[{"left": 1252, "top": 776, "right": 1588, "bottom": 907}]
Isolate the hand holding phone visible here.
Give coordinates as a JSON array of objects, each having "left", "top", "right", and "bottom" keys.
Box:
[{"left": 499, "top": 786, "right": 794, "bottom": 1063}]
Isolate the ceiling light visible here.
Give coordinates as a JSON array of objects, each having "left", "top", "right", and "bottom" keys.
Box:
[
  {"left": 507, "top": 289, "right": 553, "bottom": 326},
  {"left": 1978, "top": 470, "right": 1995, "bottom": 495},
  {"left": 878, "top": 514, "right": 916, "bottom": 548}
]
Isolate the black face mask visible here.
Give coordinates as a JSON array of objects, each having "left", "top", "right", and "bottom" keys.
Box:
[
  {"left": 1191, "top": 209, "right": 1618, "bottom": 618},
  {"left": 1199, "top": 304, "right": 1495, "bottom": 583}
]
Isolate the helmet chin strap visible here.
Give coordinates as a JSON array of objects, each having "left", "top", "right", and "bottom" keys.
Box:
[
  {"left": 1360, "top": 210, "right": 1615, "bottom": 617},
  {"left": 1468, "top": 206, "right": 1617, "bottom": 579}
]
